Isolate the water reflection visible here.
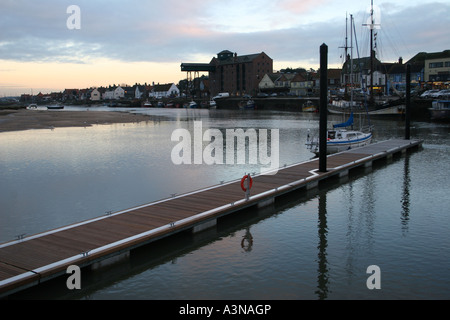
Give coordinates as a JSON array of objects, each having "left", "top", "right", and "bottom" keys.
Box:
[
  {"left": 241, "top": 227, "right": 254, "bottom": 252},
  {"left": 316, "top": 191, "right": 329, "bottom": 300},
  {"left": 2, "top": 109, "right": 449, "bottom": 299},
  {"left": 401, "top": 156, "right": 411, "bottom": 233}
]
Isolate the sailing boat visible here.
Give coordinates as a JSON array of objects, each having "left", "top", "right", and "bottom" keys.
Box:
[
  {"left": 306, "top": 112, "right": 373, "bottom": 155},
  {"left": 329, "top": 1, "right": 404, "bottom": 116},
  {"left": 306, "top": 11, "right": 373, "bottom": 156}
]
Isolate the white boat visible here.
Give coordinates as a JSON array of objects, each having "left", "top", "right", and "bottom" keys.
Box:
[
  {"left": 26, "top": 104, "right": 38, "bottom": 110},
  {"left": 306, "top": 112, "right": 373, "bottom": 155},
  {"left": 328, "top": 101, "right": 405, "bottom": 115},
  {"left": 429, "top": 100, "right": 450, "bottom": 121},
  {"left": 142, "top": 100, "right": 152, "bottom": 107},
  {"left": 184, "top": 101, "right": 198, "bottom": 108},
  {"left": 209, "top": 99, "right": 217, "bottom": 109}
]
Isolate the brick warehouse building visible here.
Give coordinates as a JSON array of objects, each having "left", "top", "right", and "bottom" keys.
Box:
[
  {"left": 182, "top": 50, "right": 273, "bottom": 97},
  {"left": 209, "top": 50, "right": 273, "bottom": 97}
]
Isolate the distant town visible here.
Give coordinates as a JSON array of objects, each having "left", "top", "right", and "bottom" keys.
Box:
[{"left": 1, "top": 49, "right": 449, "bottom": 107}]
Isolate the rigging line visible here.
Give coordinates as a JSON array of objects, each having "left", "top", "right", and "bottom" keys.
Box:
[
  {"left": 383, "top": 13, "right": 413, "bottom": 60},
  {"left": 379, "top": 24, "right": 402, "bottom": 62},
  {"left": 352, "top": 14, "right": 371, "bottom": 129}
]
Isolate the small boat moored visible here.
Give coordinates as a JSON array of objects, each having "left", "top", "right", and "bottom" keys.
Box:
[
  {"left": 239, "top": 99, "right": 256, "bottom": 110},
  {"left": 142, "top": 100, "right": 153, "bottom": 107},
  {"left": 429, "top": 100, "right": 450, "bottom": 121},
  {"left": 302, "top": 100, "right": 317, "bottom": 112},
  {"left": 306, "top": 112, "right": 373, "bottom": 155},
  {"left": 184, "top": 101, "right": 198, "bottom": 108}
]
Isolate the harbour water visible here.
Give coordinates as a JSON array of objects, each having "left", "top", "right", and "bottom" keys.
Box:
[{"left": 1, "top": 107, "right": 449, "bottom": 300}]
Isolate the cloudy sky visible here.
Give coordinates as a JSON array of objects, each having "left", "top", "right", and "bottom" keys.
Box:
[{"left": 1, "top": 0, "right": 448, "bottom": 96}]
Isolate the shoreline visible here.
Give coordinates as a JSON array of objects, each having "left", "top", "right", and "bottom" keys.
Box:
[{"left": 0, "top": 109, "right": 153, "bottom": 133}]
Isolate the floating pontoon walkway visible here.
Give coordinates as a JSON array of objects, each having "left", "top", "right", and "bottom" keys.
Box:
[{"left": 0, "top": 139, "right": 423, "bottom": 297}]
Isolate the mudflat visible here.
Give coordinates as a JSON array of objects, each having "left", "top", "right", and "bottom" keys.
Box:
[{"left": 0, "top": 109, "right": 153, "bottom": 132}]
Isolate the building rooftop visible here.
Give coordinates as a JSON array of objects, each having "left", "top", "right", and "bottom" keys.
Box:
[{"left": 407, "top": 50, "right": 450, "bottom": 64}]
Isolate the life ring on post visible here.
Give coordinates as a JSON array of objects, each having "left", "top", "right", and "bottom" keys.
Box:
[{"left": 240, "top": 175, "right": 253, "bottom": 192}]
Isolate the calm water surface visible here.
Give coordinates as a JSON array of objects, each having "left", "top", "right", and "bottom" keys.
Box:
[{"left": 0, "top": 107, "right": 449, "bottom": 299}]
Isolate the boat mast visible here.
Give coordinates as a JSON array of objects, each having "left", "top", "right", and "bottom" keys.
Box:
[
  {"left": 340, "top": 13, "right": 349, "bottom": 97},
  {"left": 369, "top": 0, "right": 375, "bottom": 106},
  {"left": 350, "top": 14, "right": 354, "bottom": 111}
]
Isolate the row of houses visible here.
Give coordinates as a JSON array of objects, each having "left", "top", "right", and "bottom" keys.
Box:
[
  {"left": 258, "top": 69, "right": 342, "bottom": 96},
  {"left": 83, "top": 83, "right": 180, "bottom": 101},
  {"left": 20, "top": 83, "right": 180, "bottom": 103},
  {"left": 256, "top": 49, "right": 450, "bottom": 97},
  {"left": 341, "top": 49, "right": 450, "bottom": 94}
]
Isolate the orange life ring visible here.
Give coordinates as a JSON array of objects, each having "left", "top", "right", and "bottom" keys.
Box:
[{"left": 240, "top": 175, "right": 253, "bottom": 192}]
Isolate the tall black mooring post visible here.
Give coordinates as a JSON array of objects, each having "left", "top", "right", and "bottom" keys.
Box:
[
  {"left": 405, "top": 63, "right": 411, "bottom": 140},
  {"left": 319, "top": 44, "right": 328, "bottom": 172}
]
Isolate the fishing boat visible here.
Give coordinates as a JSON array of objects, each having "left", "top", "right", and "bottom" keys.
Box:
[
  {"left": 328, "top": 99, "right": 405, "bottom": 115},
  {"left": 239, "top": 99, "right": 255, "bottom": 110},
  {"left": 302, "top": 100, "right": 317, "bottom": 112},
  {"left": 306, "top": 112, "right": 373, "bottom": 155},
  {"left": 429, "top": 100, "right": 450, "bottom": 121}
]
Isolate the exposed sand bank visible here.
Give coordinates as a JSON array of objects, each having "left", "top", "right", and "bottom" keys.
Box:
[{"left": 0, "top": 109, "right": 153, "bottom": 133}]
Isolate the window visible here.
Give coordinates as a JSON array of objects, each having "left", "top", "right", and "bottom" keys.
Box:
[
  {"left": 429, "top": 62, "right": 444, "bottom": 68},
  {"left": 445, "top": 61, "right": 450, "bottom": 67}
]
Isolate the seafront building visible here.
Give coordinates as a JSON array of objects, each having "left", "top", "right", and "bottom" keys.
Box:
[
  {"left": 182, "top": 50, "right": 273, "bottom": 97},
  {"left": 340, "top": 50, "right": 450, "bottom": 94}
]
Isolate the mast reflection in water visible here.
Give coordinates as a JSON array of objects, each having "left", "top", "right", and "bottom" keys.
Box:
[{"left": 316, "top": 192, "right": 329, "bottom": 300}]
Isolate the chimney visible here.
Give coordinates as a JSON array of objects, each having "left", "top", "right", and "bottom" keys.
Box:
[{"left": 399, "top": 57, "right": 403, "bottom": 65}]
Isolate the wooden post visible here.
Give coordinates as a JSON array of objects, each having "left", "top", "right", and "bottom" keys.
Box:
[
  {"left": 405, "top": 64, "right": 411, "bottom": 140},
  {"left": 319, "top": 44, "right": 328, "bottom": 172}
]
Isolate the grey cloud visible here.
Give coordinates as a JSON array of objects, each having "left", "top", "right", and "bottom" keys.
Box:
[{"left": 0, "top": 1, "right": 448, "bottom": 66}]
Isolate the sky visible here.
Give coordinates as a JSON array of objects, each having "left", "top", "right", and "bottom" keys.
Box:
[{"left": 1, "top": 0, "right": 449, "bottom": 96}]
